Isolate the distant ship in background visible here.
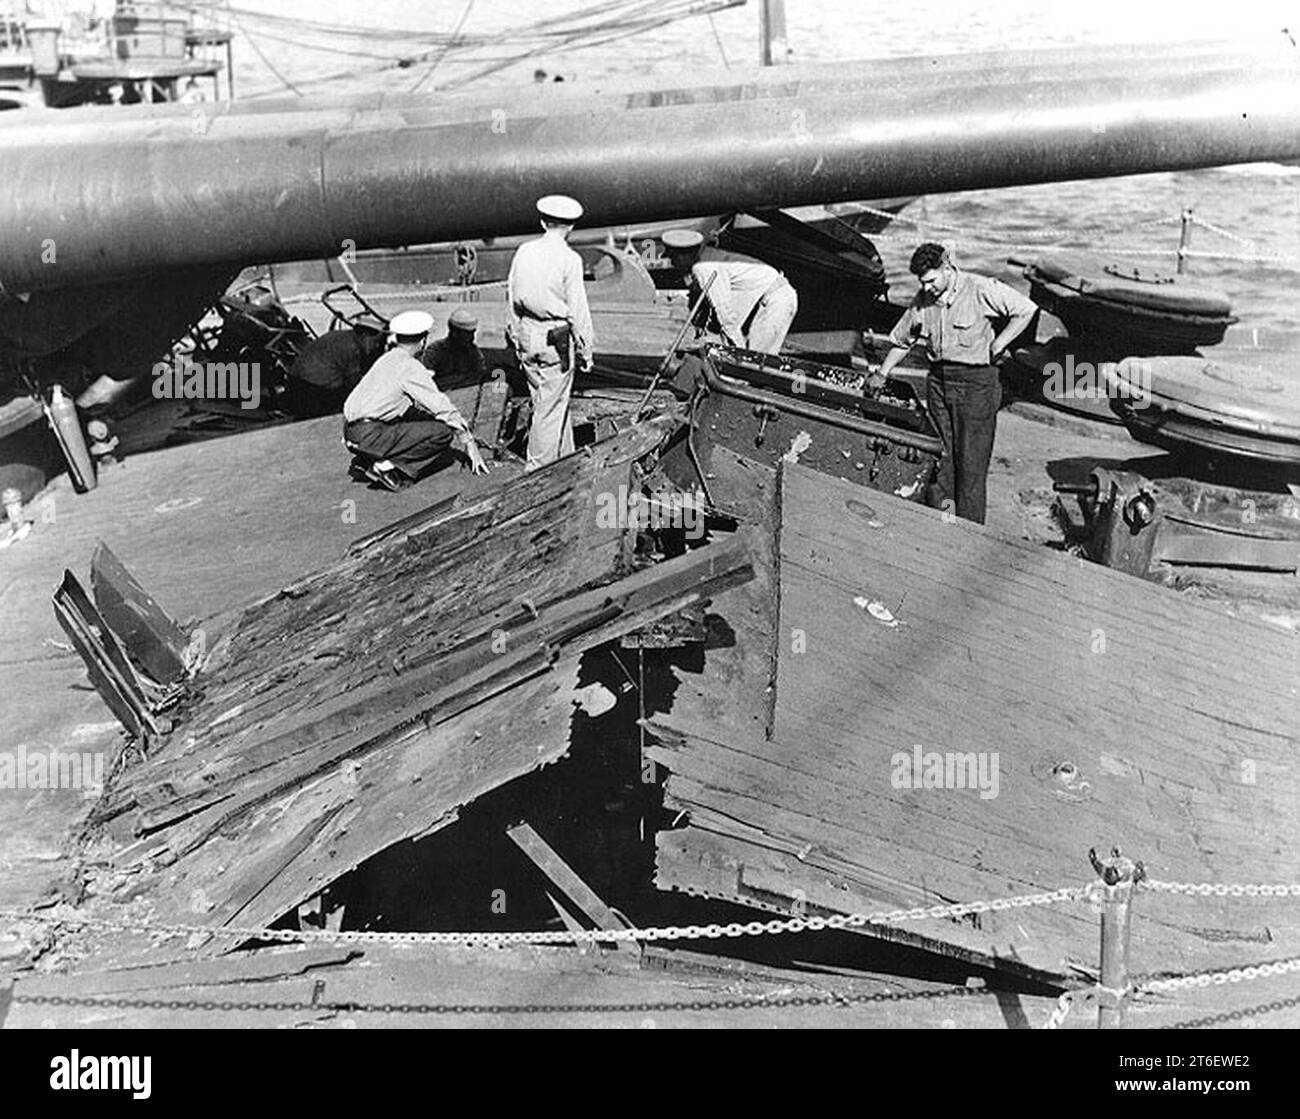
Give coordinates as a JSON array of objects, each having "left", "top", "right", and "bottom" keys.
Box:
[{"left": 0, "top": 0, "right": 231, "bottom": 109}]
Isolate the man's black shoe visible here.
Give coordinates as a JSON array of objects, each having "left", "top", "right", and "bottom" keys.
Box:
[{"left": 366, "top": 462, "right": 412, "bottom": 491}]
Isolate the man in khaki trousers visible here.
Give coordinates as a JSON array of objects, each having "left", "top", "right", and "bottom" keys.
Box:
[{"left": 506, "top": 194, "right": 595, "bottom": 471}]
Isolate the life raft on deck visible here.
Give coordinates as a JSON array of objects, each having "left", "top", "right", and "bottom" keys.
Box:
[
  {"left": 1006, "top": 338, "right": 1127, "bottom": 425},
  {"left": 1104, "top": 353, "right": 1300, "bottom": 468},
  {"left": 1019, "top": 258, "right": 1236, "bottom": 355}
]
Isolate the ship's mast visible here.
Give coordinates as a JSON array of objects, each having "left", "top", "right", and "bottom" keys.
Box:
[{"left": 759, "top": 0, "right": 789, "bottom": 66}]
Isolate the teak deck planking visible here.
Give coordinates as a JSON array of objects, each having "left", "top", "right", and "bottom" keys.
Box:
[
  {"left": 84, "top": 417, "right": 755, "bottom": 947},
  {"left": 650, "top": 459, "right": 1300, "bottom": 983}
]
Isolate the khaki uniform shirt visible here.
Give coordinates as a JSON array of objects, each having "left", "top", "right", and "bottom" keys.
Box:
[
  {"left": 890, "top": 270, "right": 1036, "bottom": 365},
  {"left": 507, "top": 232, "right": 595, "bottom": 361},
  {"left": 343, "top": 348, "right": 466, "bottom": 429},
  {"left": 689, "top": 248, "right": 787, "bottom": 345}
]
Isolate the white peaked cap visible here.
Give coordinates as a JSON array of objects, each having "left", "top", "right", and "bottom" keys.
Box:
[
  {"left": 537, "top": 194, "right": 584, "bottom": 222},
  {"left": 389, "top": 310, "right": 434, "bottom": 337}
]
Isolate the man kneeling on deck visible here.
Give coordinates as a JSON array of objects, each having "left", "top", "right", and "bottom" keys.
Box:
[{"left": 343, "top": 310, "right": 489, "bottom": 490}]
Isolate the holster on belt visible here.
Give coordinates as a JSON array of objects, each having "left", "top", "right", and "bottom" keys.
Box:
[{"left": 546, "top": 323, "right": 573, "bottom": 372}]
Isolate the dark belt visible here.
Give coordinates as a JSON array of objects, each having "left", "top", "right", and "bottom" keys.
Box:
[
  {"left": 345, "top": 413, "right": 409, "bottom": 430},
  {"left": 930, "top": 360, "right": 995, "bottom": 372}
]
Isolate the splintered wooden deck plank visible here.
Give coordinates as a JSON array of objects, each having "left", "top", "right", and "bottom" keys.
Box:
[
  {"left": 155, "top": 662, "right": 584, "bottom": 936},
  {"left": 651, "top": 460, "right": 1300, "bottom": 981},
  {"left": 87, "top": 419, "right": 758, "bottom": 948},
  {"left": 86, "top": 420, "right": 702, "bottom": 942},
  {"left": 99, "top": 426, "right": 666, "bottom": 821}
]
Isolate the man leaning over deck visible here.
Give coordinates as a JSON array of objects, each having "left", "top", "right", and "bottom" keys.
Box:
[
  {"left": 868, "top": 243, "right": 1035, "bottom": 524},
  {"left": 661, "top": 228, "right": 798, "bottom": 355},
  {"left": 343, "top": 310, "right": 488, "bottom": 491}
]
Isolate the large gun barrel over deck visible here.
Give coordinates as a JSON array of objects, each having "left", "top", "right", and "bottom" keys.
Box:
[{"left": 2, "top": 38, "right": 1299, "bottom": 293}]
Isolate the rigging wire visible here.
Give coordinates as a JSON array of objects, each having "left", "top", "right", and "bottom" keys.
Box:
[
  {"left": 435, "top": 1, "right": 740, "bottom": 92},
  {"left": 408, "top": 0, "right": 479, "bottom": 95},
  {"left": 185, "top": 0, "right": 674, "bottom": 48},
  {"left": 707, "top": 12, "right": 731, "bottom": 69},
  {"left": 226, "top": 0, "right": 742, "bottom": 99},
  {"left": 227, "top": 6, "right": 302, "bottom": 97},
  {"left": 217, "top": 23, "right": 430, "bottom": 62}
]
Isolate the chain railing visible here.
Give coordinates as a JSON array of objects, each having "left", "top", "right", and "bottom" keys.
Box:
[
  {"left": 1144, "top": 879, "right": 1300, "bottom": 899},
  {"left": 6, "top": 871, "right": 1300, "bottom": 1027},
  {"left": 0, "top": 884, "right": 1094, "bottom": 949}
]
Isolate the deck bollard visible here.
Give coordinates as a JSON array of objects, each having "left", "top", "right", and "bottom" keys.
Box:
[{"left": 1090, "top": 846, "right": 1145, "bottom": 1029}]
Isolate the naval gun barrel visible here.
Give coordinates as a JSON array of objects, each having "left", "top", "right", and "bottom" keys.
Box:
[{"left": 2, "top": 39, "right": 1300, "bottom": 293}]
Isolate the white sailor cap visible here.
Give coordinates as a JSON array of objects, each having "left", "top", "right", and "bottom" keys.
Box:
[
  {"left": 662, "top": 228, "right": 704, "bottom": 251},
  {"left": 448, "top": 307, "right": 478, "bottom": 331},
  {"left": 537, "top": 194, "right": 584, "bottom": 223},
  {"left": 389, "top": 310, "right": 434, "bottom": 338}
]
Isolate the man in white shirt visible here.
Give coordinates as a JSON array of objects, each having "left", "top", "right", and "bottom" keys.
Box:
[
  {"left": 506, "top": 194, "right": 595, "bottom": 471},
  {"left": 343, "top": 310, "right": 488, "bottom": 490},
  {"left": 661, "top": 228, "right": 798, "bottom": 354}
]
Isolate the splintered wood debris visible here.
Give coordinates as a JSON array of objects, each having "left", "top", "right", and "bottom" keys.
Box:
[
  {"left": 649, "top": 460, "right": 1300, "bottom": 983},
  {"left": 70, "top": 416, "right": 753, "bottom": 948}
]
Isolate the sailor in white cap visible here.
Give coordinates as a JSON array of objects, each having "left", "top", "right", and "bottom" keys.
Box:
[
  {"left": 506, "top": 194, "right": 595, "bottom": 470},
  {"left": 662, "top": 228, "right": 798, "bottom": 355},
  {"left": 422, "top": 306, "right": 488, "bottom": 385},
  {"left": 343, "top": 309, "right": 488, "bottom": 489}
]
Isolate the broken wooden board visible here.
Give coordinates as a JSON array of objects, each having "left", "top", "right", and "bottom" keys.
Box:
[
  {"left": 80, "top": 416, "right": 756, "bottom": 949},
  {"left": 1154, "top": 527, "right": 1300, "bottom": 571},
  {"left": 52, "top": 571, "right": 161, "bottom": 744},
  {"left": 506, "top": 821, "right": 637, "bottom": 953},
  {"left": 91, "top": 542, "right": 190, "bottom": 684},
  {"left": 649, "top": 459, "right": 1300, "bottom": 984}
]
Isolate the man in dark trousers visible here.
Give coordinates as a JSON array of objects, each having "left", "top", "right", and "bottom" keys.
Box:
[
  {"left": 283, "top": 313, "right": 388, "bottom": 417},
  {"left": 342, "top": 310, "right": 488, "bottom": 490},
  {"left": 870, "top": 243, "right": 1035, "bottom": 524},
  {"left": 421, "top": 307, "right": 488, "bottom": 385}
]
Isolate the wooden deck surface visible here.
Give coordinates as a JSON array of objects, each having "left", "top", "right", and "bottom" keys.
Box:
[
  {"left": 9, "top": 934, "right": 1296, "bottom": 1029},
  {"left": 1, "top": 941, "right": 1062, "bottom": 1030},
  {"left": 82, "top": 417, "right": 756, "bottom": 949},
  {"left": 651, "top": 459, "right": 1300, "bottom": 983}
]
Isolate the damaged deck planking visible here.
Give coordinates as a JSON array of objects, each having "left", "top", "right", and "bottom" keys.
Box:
[
  {"left": 649, "top": 459, "right": 1300, "bottom": 983},
  {"left": 80, "top": 417, "right": 754, "bottom": 950}
]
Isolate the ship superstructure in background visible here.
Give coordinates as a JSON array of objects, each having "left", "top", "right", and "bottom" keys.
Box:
[
  {"left": 0, "top": 1, "right": 230, "bottom": 110},
  {"left": 3, "top": 37, "right": 1300, "bottom": 395}
]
